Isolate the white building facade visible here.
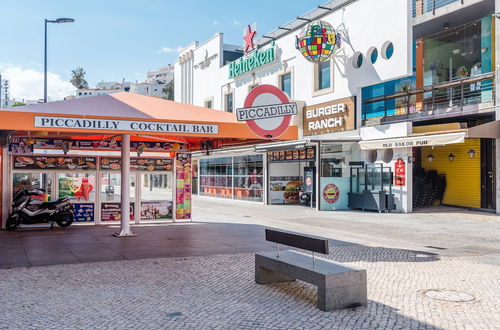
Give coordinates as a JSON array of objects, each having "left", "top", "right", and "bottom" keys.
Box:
[{"left": 175, "top": 0, "right": 421, "bottom": 213}]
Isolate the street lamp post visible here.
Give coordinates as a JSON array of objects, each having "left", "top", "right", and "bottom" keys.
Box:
[{"left": 44, "top": 18, "right": 75, "bottom": 103}]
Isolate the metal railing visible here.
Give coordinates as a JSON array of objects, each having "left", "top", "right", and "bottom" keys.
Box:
[
  {"left": 362, "top": 72, "right": 495, "bottom": 126},
  {"left": 413, "top": 0, "right": 462, "bottom": 17}
]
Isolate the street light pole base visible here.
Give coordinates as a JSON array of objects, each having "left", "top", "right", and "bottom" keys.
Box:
[{"left": 113, "top": 231, "right": 137, "bottom": 238}]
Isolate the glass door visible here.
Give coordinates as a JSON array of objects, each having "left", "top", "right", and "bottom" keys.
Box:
[
  {"left": 99, "top": 173, "right": 136, "bottom": 222},
  {"left": 139, "top": 172, "right": 173, "bottom": 220},
  {"left": 57, "top": 172, "right": 96, "bottom": 222}
]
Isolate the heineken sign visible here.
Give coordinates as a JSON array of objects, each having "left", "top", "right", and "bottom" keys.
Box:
[{"left": 228, "top": 46, "right": 276, "bottom": 79}]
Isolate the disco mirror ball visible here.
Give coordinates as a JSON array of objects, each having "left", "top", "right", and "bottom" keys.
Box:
[{"left": 296, "top": 20, "right": 341, "bottom": 63}]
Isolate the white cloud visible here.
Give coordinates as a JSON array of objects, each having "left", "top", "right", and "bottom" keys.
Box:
[
  {"left": 213, "top": 20, "right": 218, "bottom": 25},
  {"left": 0, "top": 64, "right": 75, "bottom": 101},
  {"left": 157, "top": 46, "right": 183, "bottom": 54},
  {"left": 233, "top": 19, "right": 241, "bottom": 26}
]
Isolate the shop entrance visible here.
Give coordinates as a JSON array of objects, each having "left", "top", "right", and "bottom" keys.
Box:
[{"left": 413, "top": 138, "right": 495, "bottom": 210}]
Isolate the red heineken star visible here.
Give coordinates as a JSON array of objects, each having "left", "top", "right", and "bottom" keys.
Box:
[{"left": 243, "top": 25, "right": 256, "bottom": 52}]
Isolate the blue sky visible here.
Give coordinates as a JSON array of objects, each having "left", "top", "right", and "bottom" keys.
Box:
[{"left": 0, "top": 0, "right": 319, "bottom": 100}]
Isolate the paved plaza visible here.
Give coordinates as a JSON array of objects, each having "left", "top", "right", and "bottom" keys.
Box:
[{"left": 0, "top": 197, "right": 499, "bottom": 329}]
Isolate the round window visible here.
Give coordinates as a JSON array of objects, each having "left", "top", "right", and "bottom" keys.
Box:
[
  {"left": 366, "top": 150, "right": 377, "bottom": 164},
  {"left": 368, "top": 47, "right": 378, "bottom": 64},
  {"left": 382, "top": 148, "right": 394, "bottom": 163},
  {"left": 381, "top": 41, "right": 394, "bottom": 60},
  {"left": 353, "top": 52, "right": 363, "bottom": 69}
]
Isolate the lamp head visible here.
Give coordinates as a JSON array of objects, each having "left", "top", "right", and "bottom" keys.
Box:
[{"left": 55, "top": 18, "right": 75, "bottom": 23}]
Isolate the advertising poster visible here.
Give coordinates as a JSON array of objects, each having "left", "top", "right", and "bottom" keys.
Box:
[
  {"left": 394, "top": 158, "right": 406, "bottom": 186},
  {"left": 13, "top": 156, "right": 97, "bottom": 170},
  {"left": 267, "top": 147, "right": 315, "bottom": 162},
  {"left": 304, "top": 167, "right": 315, "bottom": 193},
  {"left": 58, "top": 176, "right": 95, "bottom": 202},
  {"left": 100, "top": 157, "right": 173, "bottom": 171},
  {"left": 175, "top": 153, "right": 192, "bottom": 219},
  {"left": 319, "top": 177, "right": 350, "bottom": 211},
  {"left": 141, "top": 201, "right": 173, "bottom": 220},
  {"left": 269, "top": 176, "right": 301, "bottom": 204},
  {"left": 73, "top": 203, "right": 95, "bottom": 222},
  {"left": 33, "top": 138, "right": 187, "bottom": 152},
  {"left": 101, "top": 203, "right": 135, "bottom": 221}
]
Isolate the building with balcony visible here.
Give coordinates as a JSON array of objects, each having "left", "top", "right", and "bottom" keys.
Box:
[{"left": 360, "top": 0, "right": 498, "bottom": 213}]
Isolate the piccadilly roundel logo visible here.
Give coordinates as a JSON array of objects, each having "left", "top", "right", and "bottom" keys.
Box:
[{"left": 236, "top": 84, "right": 298, "bottom": 139}]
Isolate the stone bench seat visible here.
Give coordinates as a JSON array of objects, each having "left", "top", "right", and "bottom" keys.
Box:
[{"left": 255, "top": 250, "right": 367, "bottom": 311}]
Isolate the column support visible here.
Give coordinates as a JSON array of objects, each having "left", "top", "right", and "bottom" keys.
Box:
[{"left": 114, "top": 134, "right": 136, "bottom": 237}]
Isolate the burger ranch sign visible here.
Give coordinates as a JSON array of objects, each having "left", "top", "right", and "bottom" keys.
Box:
[
  {"left": 303, "top": 97, "right": 355, "bottom": 136},
  {"left": 34, "top": 116, "right": 219, "bottom": 134}
]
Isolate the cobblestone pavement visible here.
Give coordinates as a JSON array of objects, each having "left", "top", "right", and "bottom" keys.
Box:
[{"left": 1, "top": 245, "right": 499, "bottom": 329}]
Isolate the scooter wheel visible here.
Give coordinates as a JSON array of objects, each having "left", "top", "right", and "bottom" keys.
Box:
[
  {"left": 6, "top": 214, "right": 19, "bottom": 231},
  {"left": 56, "top": 212, "right": 74, "bottom": 228}
]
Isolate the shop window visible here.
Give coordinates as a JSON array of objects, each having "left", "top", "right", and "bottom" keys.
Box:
[
  {"left": 225, "top": 92, "right": 234, "bottom": 113},
  {"left": 12, "top": 173, "right": 52, "bottom": 202},
  {"left": 204, "top": 98, "right": 213, "bottom": 109},
  {"left": 100, "top": 173, "right": 136, "bottom": 202},
  {"left": 317, "top": 60, "right": 331, "bottom": 90},
  {"left": 233, "top": 155, "right": 263, "bottom": 202},
  {"left": 199, "top": 157, "right": 233, "bottom": 199},
  {"left": 279, "top": 72, "right": 292, "bottom": 98},
  {"left": 58, "top": 173, "right": 96, "bottom": 202},
  {"left": 382, "top": 41, "right": 394, "bottom": 60},
  {"left": 140, "top": 173, "right": 173, "bottom": 220},
  {"left": 382, "top": 149, "right": 394, "bottom": 163},
  {"left": 366, "top": 150, "right": 378, "bottom": 164}
]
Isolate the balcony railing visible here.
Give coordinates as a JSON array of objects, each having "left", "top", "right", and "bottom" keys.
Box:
[
  {"left": 362, "top": 72, "right": 495, "bottom": 126},
  {"left": 413, "top": 0, "right": 462, "bottom": 18}
]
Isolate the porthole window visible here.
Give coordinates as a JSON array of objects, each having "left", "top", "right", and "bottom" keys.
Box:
[
  {"left": 382, "top": 148, "right": 394, "bottom": 163},
  {"left": 366, "top": 150, "right": 377, "bottom": 164},
  {"left": 381, "top": 41, "right": 394, "bottom": 60},
  {"left": 353, "top": 52, "right": 363, "bottom": 69},
  {"left": 368, "top": 47, "right": 378, "bottom": 64}
]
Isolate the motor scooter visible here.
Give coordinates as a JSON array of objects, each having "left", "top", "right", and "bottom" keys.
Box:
[{"left": 6, "top": 188, "right": 74, "bottom": 230}]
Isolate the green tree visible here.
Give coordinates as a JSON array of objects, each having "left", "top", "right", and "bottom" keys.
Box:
[
  {"left": 70, "top": 67, "right": 89, "bottom": 89},
  {"left": 11, "top": 101, "right": 26, "bottom": 107},
  {"left": 162, "top": 80, "right": 174, "bottom": 100}
]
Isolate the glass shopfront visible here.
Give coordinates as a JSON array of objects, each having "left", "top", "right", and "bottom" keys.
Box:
[
  {"left": 199, "top": 154, "right": 263, "bottom": 202},
  {"left": 10, "top": 155, "right": 174, "bottom": 223}
]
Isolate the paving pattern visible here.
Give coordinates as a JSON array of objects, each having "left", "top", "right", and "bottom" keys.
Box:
[{"left": 1, "top": 245, "right": 499, "bottom": 329}]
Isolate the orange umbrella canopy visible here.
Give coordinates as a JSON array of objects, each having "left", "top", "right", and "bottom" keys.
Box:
[{"left": 0, "top": 93, "right": 297, "bottom": 149}]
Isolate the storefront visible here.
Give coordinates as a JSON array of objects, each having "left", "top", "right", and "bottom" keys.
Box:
[{"left": 0, "top": 92, "right": 298, "bottom": 232}]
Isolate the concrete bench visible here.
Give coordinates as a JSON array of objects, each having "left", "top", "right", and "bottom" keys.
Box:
[{"left": 255, "top": 229, "right": 367, "bottom": 311}]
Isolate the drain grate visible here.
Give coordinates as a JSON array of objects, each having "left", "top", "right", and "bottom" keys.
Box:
[
  {"left": 425, "top": 245, "right": 447, "bottom": 250},
  {"left": 423, "top": 289, "right": 474, "bottom": 302}
]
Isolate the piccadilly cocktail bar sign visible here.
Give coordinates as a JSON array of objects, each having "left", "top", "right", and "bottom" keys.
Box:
[{"left": 34, "top": 116, "right": 219, "bottom": 134}]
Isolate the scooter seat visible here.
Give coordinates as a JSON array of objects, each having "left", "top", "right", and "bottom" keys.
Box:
[{"left": 39, "top": 198, "right": 67, "bottom": 209}]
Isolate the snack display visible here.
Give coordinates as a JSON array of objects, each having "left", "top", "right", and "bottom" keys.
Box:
[{"left": 13, "top": 156, "right": 97, "bottom": 170}]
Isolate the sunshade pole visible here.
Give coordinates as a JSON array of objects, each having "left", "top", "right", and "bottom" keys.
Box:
[{"left": 114, "top": 134, "right": 136, "bottom": 237}]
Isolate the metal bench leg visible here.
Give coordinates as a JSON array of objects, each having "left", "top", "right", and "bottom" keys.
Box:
[{"left": 255, "top": 265, "right": 295, "bottom": 284}]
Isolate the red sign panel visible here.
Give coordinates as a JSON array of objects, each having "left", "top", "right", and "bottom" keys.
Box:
[{"left": 394, "top": 158, "right": 406, "bottom": 186}]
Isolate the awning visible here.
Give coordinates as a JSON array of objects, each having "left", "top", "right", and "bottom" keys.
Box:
[
  {"left": 359, "top": 131, "right": 466, "bottom": 150},
  {"left": 468, "top": 120, "right": 500, "bottom": 139},
  {"left": 0, "top": 93, "right": 298, "bottom": 147}
]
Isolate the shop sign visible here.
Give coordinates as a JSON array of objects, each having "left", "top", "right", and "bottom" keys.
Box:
[
  {"left": 100, "top": 158, "right": 173, "bottom": 171},
  {"left": 394, "top": 157, "right": 406, "bottom": 186},
  {"left": 228, "top": 46, "right": 276, "bottom": 78},
  {"left": 304, "top": 168, "right": 315, "bottom": 193},
  {"left": 175, "top": 153, "right": 192, "bottom": 219},
  {"left": 101, "top": 202, "right": 135, "bottom": 221},
  {"left": 34, "top": 116, "right": 219, "bottom": 135},
  {"left": 141, "top": 201, "right": 173, "bottom": 220},
  {"left": 32, "top": 138, "right": 186, "bottom": 152},
  {"left": 319, "top": 177, "right": 350, "bottom": 210},
  {"left": 194, "top": 51, "right": 218, "bottom": 70},
  {"left": 359, "top": 132, "right": 466, "bottom": 150},
  {"left": 236, "top": 85, "right": 297, "bottom": 139},
  {"left": 323, "top": 184, "right": 340, "bottom": 203},
  {"left": 9, "top": 138, "right": 34, "bottom": 154},
  {"left": 13, "top": 155, "right": 97, "bottom": 170},
  {"left": 73, "top": 203, "right": 94, "bottom": 222},
  {"left": 267, "top": 147, "right": 315, "bottom": 162},
  {"left": 303, "top": 97, "right": 355, "bottom": 136},
  {"left": 269, "top": 176, "right": 301, "bottom": 204},
  {"left": 296, "top": 20, "right": 341, "bottom": 63}
]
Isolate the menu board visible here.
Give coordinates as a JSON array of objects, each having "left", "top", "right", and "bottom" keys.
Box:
[
  {"left": 100, "top": 157, "right": 173, "bottom": 171},
  {"left": 141, "top": 201, "right": 172, "bottom": 220},
  {"left": 13, "top": 156, "right": 97, "bottom": 170},
  {"left": 175, "top": 153, "right": 191, "bottom": 219},
  {"left": 267, "top": 147, "right": 316, "bottom": 162},
  {"left": 73, "top": 203, "right": 94, "bottom": 222},
  {"left": 34, "top": 138, "right": 187, "bottom": 152},
  {"left": 269, "top": 176, "right": 301, "bottom": 205},
  {"left": 101, "top": 202, "right": 135, "bottom": 221}
]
